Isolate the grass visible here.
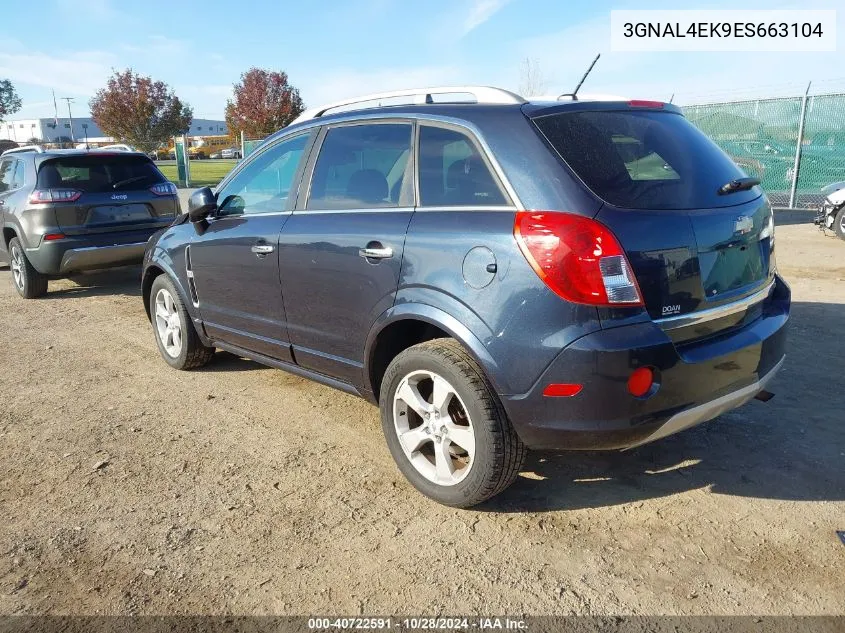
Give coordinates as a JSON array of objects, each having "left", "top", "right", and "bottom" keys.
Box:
[{"left": 158, "top": 159, "right": 238, "bottom": 188}]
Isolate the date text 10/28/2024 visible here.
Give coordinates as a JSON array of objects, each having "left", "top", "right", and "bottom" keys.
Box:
[{"left": 308, "top": 617, "right": 528, "bottom": 630}]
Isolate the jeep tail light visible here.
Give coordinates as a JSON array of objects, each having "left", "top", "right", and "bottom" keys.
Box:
[
  {"left": 28, "top": 189, "right": 82, "bottom": 204},
  {"left": 514, "top": 211, "right": 643, "bottom": 306},
  {"left": 150, "top": 182, "right": 178, "bottom": 196}
]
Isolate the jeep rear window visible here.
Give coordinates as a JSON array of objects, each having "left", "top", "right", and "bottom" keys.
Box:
[
  {"left": 532, "top": 110, "right": 760, "bottom": 210},
  {"left": 37, "top": 155, "right": 165, "bottom": 193}
]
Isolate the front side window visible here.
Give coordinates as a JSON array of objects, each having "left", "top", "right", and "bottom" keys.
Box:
[
  {"left": 216, "top": 133, "right": 310, "bottom": 216},
  {"left": 417, "top": 125, "right": 507, "bottom": 206},
  {"left": 307, "top": 123, "right": 412, "bottom": 210}
]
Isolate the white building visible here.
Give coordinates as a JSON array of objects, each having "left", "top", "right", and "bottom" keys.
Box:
[{"left": 0, "top": 117, "right": 228, "bottom": 145}]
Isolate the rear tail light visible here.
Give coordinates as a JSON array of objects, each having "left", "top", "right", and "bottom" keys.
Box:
[
  {"left": 150, "top": 182, "right": 178, "bottom": 196},
  {"left": 43, "top": 233, "right": 66, "bottom": 241},
  {"left": 28, "top": 189, "right": 82, "bottom": 204},
  {"left": 514, "top": 211, "right": 643, "bottom": 307}
]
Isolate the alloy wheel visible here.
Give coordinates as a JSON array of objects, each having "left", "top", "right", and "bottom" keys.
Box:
[
  {"left": 10, "top": 245, "right": 24, "bottom": 291},
  {"left": 154, "top": 288, "right": 183, "bottom": 358},
  {"left": 392, "top": 370, "right": 476, "bottom": 486}
]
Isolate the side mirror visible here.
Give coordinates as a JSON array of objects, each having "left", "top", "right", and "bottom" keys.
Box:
[{"left": 188, "top": 187, "right": 216, "bottom": 222}]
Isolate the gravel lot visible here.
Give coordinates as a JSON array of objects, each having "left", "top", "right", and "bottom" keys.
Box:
[{"left": 0, "top": 213, "right": 842, "bottom": 616}]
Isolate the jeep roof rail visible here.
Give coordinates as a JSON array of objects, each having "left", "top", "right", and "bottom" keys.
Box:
[
  {"left": 1, "top": 145, "right": 44, "bottom": 156},
  {"left": 291, "top": 86, "right": 526, "bottom": 124}
]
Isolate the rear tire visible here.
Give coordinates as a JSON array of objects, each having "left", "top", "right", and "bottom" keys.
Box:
[
  {"left": 835, "top": 207, "right": 845, "bottom": 240},
  {"left": 379, "top": 339, "right": 526, "bottom": 508},
  {"left": 149, "top": 274, "right": 214, "bottom": 370},
  {"left": 8, "top": 237, "right": 48, "bottom": 299}
]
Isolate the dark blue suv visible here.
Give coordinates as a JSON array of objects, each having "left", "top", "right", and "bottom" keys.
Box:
[{"left": 141, "top": 87, "right": 789, "bottom": 507}]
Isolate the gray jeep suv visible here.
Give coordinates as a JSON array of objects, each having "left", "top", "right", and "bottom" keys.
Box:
[
  {"left": 0, "top": 147, "right": 178, "bottom": 298},
  {"left": 141, "top": 87, "right": 789, "bottom": 507}
]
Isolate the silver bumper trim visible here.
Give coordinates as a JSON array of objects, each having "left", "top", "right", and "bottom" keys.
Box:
[
  {"left": 655, "top": 280, "right": 775, "bottom": 332},
  {"left": 627, "top": 355, "right": 785, "bottom": 449}
]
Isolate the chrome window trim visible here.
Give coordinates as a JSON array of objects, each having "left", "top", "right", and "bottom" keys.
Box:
[{"left": 654, "top": 279, "right": 775, "bottom": 332}]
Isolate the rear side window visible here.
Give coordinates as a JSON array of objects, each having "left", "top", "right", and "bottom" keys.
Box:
[
  {"left": 307, "top": 123, "right": 412, "bottom": 210},
  {"left": 418, "top": 125, "right": 507, "bottom": 207},
  {"left": 36, "top": 155, "right": 165, "bottom": 193},
  {"left": 0, "top": 159, "right": 15, "bottom": 193},
  {"left": 12, "top": 160, "right": 25, "bottom": 189},
  {"left": 532, "top": 110, "right": 758, "bottom": 210}
]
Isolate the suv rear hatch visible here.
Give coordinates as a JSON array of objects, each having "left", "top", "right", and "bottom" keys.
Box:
[
  {"left": 530, "top": 104, "right": 776, "bottom": 342},
  {"left": 35, "top": 153, "right": 177, "bottom": 235}
]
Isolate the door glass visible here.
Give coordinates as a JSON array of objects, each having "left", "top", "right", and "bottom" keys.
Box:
[
  {"left": 418, "top": 125, "right": 507, "bottom": 206},
  {"left": 306, "top": 123, "right": 412, "bottom": 210},
  {"left": 217, "top": 133, "right": 310, "bottom": 216},
  {"left": 0, "top": 159, "right": 14, "bottom": 193}
]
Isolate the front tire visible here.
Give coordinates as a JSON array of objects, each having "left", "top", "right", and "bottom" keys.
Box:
[
  {"left": 835, "top": 207, "right": 845, "bottom": 240},
  {"left": 379, "top": 339, "right": 526, "bottom": 508},
  {"left": 149, "top": 275, "right": 214, "bottom": 370},
  {"left": 8, "top": 237, "right": 48, "bottom": 299}
]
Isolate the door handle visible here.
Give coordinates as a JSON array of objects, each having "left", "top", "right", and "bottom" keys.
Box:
[
  {"left": 251, "top": 244, "right": 275, "bottom": 255},
  {"left": 0, "top": 200, "right": 5, "bottom": 207},
  {"left": 358, "top": 246, "right": 393, "bottom": 260}
]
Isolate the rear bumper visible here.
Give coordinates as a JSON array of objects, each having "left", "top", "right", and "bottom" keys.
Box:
[
  {"left": 502, "top": 275, "right": 790, "bottom": 450},
  {"left": 25, "top": 228, "right": 164, "bottom": 275}
]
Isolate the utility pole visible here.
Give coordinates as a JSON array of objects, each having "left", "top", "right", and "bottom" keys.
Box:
[{"left": 61, "top": 97, "right": 76, "bottom": 144}]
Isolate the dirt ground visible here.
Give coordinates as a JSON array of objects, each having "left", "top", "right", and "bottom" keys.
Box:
[{"left": 0, "top": 212, "right": 842, "bottom": 616}]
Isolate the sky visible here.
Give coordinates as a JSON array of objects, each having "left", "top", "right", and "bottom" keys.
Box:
[{"left": 1, "top": 0, "right": 843, "bottom": 122}]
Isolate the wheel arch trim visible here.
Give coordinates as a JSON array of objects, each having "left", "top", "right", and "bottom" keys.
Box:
[{"left": 363, "top": 303, "right": 508, "bottom": 397}]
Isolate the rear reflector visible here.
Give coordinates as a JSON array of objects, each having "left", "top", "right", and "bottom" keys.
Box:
[
  {"left": 543, "top": 383, "right": 583, "bottom": 397},
  {"left": 43, "top": 233, "right": 66, "bottom": 241},
  {"left": 627, "top": 367, "right": 654, "bottom": 397},
  {"left": 514, "top": 211, "right": 643, "bottom": 307},
  {"left": 150, "top": 182, "right": 178, "bottom": 196},
  {"left": 628, "top": 100, "right": 664, "bottom": 108},
  {"left": 28, "top": 189, "right": 82, "bottom": 204}
]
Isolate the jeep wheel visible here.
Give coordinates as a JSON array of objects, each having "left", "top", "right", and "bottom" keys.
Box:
[
  {"left": 835, "top": 206, "right": 845, "bottom": 241},
  {"left": 8, "top": 237, "right": 48, "bottom": 299},
  {"left": 150, "top": 275, "right": 214, "bottom": 370},
  {"left": 380, "top": 339, "right": 526, "bottom": 508}
]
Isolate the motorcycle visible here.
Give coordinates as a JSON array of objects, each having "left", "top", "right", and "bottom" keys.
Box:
[{"left": 815, "top": 181, "right": 845, "bottom": 240}]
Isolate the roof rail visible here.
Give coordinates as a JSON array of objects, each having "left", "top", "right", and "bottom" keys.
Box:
[
  {"left": 291, "top": 86, "right": 526, "bottom": 124},
  {"left": 1, "top": 145, "right": 44, "bottom": 156}
]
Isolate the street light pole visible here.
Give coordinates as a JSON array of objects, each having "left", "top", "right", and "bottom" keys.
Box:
[{"left": 61, "top": 97, "right": 76, "bottom": 144}]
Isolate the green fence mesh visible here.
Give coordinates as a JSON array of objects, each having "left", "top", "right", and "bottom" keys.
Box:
[{"left": 683, "top": 93, "right": 845, "bottom": 207}]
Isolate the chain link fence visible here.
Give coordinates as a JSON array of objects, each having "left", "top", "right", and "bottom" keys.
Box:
[{"left": 682, "top": 92, "right": 845, "bottom": 208}]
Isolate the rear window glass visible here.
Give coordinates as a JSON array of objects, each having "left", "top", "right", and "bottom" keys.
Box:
[
  {"left": 532, "top": 110, "right": 759, "bottom": 210},
  {"left": 37, "top": 155, "right": 164, "bottom": 193}
]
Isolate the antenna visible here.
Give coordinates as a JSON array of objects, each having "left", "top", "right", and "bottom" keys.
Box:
[{"left": 558, "top": 53, "right": 601, "bottom": 101}]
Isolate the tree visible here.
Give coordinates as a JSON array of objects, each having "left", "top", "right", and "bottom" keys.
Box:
[
  {"left": 0, "top": 79, "right": 22, "bottom": 122},
  {"left": 0, "top": 140, "right": 18, "bottom": 153},
  {"left": 26, "top": 137, "right": 43, "bottom": 145},
  {"left": 225, "top": 68, "right": 304, "bottom": 139},
  {"left": 518, "top": 58, "right": 546, "bottom": 97},
  {"left": 89, "top": 69, "right": 192, "bottom": 154}
]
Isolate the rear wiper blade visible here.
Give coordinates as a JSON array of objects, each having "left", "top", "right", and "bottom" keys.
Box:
[
  {"left": 112, "top": 175, "right": 148, "bottom": 190},
  {"left": 718, "top": 177, "right": 760, "bottom": 195}
]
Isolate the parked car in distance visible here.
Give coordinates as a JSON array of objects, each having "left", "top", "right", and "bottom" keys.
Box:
[
  {"left": 210, "top": 150, "right": 224, "bottom": 159},
  {"left": 0, "top": 146, "right": 178, "bottom": 298},
  {"left": 141, "top": 86, "right": 790, "bottom": 507},
  {"left": 220, "top": 147, "right": 241, "bottom": 159}
]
